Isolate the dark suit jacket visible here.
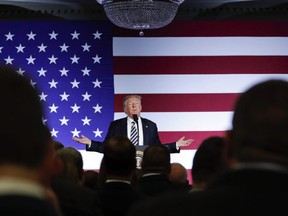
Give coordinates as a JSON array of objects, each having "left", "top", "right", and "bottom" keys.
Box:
[
  {"left": 51, "top": 178, "right": 100, "bottom": 216},
  {"left": 97, "top": 181, "right": 147, "bottom": 216},
  {"left": 87, "top": 117, "right": 179, "bottom": 153},
  {"left": 137, "top": 174, "right": 177, "bottom": 196},
  {"left": 128, "top": 167, "right": 288, "bottom": 216},
  {"left": 0, "top": 195, "right": 59, "bottom": 216}
]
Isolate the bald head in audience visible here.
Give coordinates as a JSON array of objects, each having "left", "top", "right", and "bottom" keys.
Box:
[{"left": 169, "top": 162, "right": 188, "bottom": 184}]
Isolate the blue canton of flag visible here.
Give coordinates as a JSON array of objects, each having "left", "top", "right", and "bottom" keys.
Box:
[{"left": 0, "top": 20, "right": 114, "bottom": 150}]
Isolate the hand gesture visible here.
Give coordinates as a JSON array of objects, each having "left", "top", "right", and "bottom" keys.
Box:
[
  {"left": 176, "top": 136, "right": 194, "bottom": 147},
  {"left": 72, "top": 135, "right": 91, "bottom": 146}
]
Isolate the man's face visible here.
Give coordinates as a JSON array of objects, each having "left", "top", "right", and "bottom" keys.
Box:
[{"left": 124, "top": 97, "right": 142, "bottom": 118}]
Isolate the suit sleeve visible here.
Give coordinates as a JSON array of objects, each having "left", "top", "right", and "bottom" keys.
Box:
[
  {"left": 86, "top": 140, "right": 104, "bottom": 153},
  {"left": 148, "top": 120, "right": 180, "bottom": 154},
  {"left": 163, "top": 141, "right": 180, "bottom": 154},
  {"left": 86, "top": 121, "right": 118, "bottom": 153}
]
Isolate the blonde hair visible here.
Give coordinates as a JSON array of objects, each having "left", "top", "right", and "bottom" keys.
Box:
[{"left": 123, "top": 95, "right": 142, "bottom": 108}]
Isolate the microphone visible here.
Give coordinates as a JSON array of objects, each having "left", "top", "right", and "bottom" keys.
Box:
[{"left": 132, "top": 114, "right": 138, "bottom": 123}]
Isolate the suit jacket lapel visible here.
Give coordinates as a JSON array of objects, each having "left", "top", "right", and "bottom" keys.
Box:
[{"left": 141, "top": 118, "right": 149, "bottom": 146}]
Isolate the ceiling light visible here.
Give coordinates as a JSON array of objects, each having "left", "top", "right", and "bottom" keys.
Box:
[{"left": 96, "top": 0, "right": 184, "bottom": 32}]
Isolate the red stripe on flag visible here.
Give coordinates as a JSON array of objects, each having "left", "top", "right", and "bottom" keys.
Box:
[
  {"left": 115, "top": 94, "right": 239, "bottom": 112},
  {"left": 158, "top": 131, "right": 227, "bottom": 150},
  {"left": 113, "top": 20, "right": 288, "bottom": 37},
  {"left": 114, "top": 56, "right": 288, "bottom": 74}
]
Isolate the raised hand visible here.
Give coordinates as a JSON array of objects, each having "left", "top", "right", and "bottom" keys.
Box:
[
  {"left": 176, "top": 136, "right": 194, "bottom": 147},
  {"left": 72, "top": 135, "right": 91, "bottom": 145}
]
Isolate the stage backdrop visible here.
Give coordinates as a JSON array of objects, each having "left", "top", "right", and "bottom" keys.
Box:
[
  {"left": 1, "top": 20, "right": 288, "bottom": 184},
  {"left": 111, "top": 20, "right": 288, "bottom": 183},
  {"left": 0, "top": 20, "right": 114, "bottom": 152}
]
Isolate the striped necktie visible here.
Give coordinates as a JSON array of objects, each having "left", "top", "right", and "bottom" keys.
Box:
[{"left": 130, "top": 121, "right": 138, "bottom": 146}]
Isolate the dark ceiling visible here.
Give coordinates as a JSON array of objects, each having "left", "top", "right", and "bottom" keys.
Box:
[{"left": 0, "top": 0, "right": 288, "bottom": 20}]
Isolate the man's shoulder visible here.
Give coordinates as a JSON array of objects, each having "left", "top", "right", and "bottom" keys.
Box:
[
  {"left": 111, "top": 116, "right": 157, "bottom": 126},
  {"left": 141, "top": 117, "right": 156, "bottom": 125},
  {"left": 111, "top": 117, "right": 127, "bottom": 124},
  {"left": 106, "top": 118, "right": 127, "bottom": 129}
]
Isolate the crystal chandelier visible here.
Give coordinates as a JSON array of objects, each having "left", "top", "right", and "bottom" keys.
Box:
[{"left": 96, "top": 0, "right": 184, "bottom": 31}]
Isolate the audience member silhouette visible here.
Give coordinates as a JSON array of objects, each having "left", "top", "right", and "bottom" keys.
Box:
[
  {"left": 169, "top": 162, "right": 191, "bottom": 191},
  {"left": 137, "top": 144, "right": 176, "bottom": 196},
  {"left": 55, "top": 147, "right": 84, "bottom": 185},
  {"left": 128, "top": 79, "right": 288, "bottom": 216},
  {"left": 51, "top": 146, "right": 100, "bottom": 216},
  {"left": 83, "top": 170, "right": 100, "bottom": 191},
  {"left": 191, "top": 136, "right": 227, "bottom": 190},
  {"left": 54, "top": 141, "right": 64, "bottom": 151},
  {"left": 97, "top": 135, "right": 146, "bottom": 216},
  {"left": 0, "top": 66, "right": 60, "bottom": 215}
]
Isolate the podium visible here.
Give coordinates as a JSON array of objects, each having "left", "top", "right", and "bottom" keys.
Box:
[{"left": 135, "top": 145, "right": 148, "bottom": 169}]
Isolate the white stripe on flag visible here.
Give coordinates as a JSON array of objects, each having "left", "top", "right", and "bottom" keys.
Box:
[
  {"left": 113, "top": 37, "right": 288, "bottom": 56},
  {"left": 114, "top": 74, "right": 288, "bottom": 94},
  {"left": 115, "top": 112, "right": 233, "bottom": 131}
]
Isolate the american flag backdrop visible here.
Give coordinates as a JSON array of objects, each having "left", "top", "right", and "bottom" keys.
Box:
[
  {"left": 112, "top": 20, "right": 288, "bottom": 183},
  {"left": 0, "top": 20, "right": 114, "bottom": 152},
  {"left": 1, "top": 19, "right": 288, "bottom": 184}
]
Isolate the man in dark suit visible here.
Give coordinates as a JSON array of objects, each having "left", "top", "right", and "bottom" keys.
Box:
[
  {"left": 128, "top": 79, "right": 288, "bottom": 216},
  {"left": 169, "top": 162, "right": 191, "bottom": 191},
  {"left": 190, "top": 136, "right": 227, "bottom": 190},
  {"left": 137, "top": 144, "right": 177, "bottom": 196},
  {"left": 97, "top": 135, "right": 147, "bottom": 216},
  {"left": 73, "top": 95, "right": 193, "bottom": 153},
  {"left": 52, "top": 147, "right": 100, "bottom": 216}
]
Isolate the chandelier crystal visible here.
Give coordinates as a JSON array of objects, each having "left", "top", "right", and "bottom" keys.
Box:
[{"left": 97, "top": 0, "right": 184, "bottom": 30}]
